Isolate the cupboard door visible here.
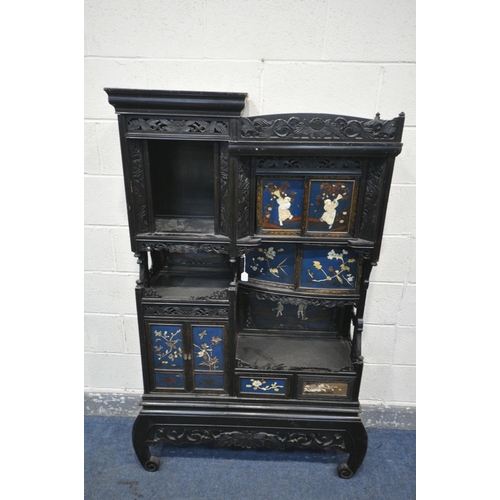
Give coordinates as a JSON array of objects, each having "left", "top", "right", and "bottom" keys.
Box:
[
  {"left": 149, "top": 323, "right": 186, "bottom": 391},
  {"left": 192, "top": 325, "right": 226, "bottom": 392}
]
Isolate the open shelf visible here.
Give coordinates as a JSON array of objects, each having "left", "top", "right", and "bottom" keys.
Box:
[
  {"left": 236, "top": 334, "right": 352, "bottom": 373},
  {"left": 148, "top": 274, "right": 231, "bottom": 301},
  {"left": 148, "top": 139, "right": 217, "bottom": 235}
]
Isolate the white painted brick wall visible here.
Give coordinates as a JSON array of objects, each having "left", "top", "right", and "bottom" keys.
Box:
[{"left": 84, "top": 0, "right": 416, "bottom": 404}]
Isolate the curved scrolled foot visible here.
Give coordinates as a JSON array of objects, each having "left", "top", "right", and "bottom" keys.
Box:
[
  {"left": 144, "top": 455, "right": 160, "bottom": 472},
  {"left": 132, "top": 415, "right": 160, "bottom": 472},
  {"left": 337, "top": 463, "right": 354, "bottom": 479}
]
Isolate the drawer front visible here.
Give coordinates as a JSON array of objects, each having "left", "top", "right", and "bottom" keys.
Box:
[
  {"left": 297, "top": 376, "right": 355, "bottom": 400},
  {"left": 238, "top": 376, "right": 289, "bottom": 397}
]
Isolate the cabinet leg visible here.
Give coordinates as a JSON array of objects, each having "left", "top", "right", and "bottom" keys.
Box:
[
  {"left": 132, "top": 415, "right": 160, "bottom": 472},
  {"left": 337, "top": 422, "right": 368, "bottom": 479}
]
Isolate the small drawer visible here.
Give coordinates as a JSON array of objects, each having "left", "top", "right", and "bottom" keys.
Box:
[
  {"left": 297, "top": 376, "right": 354, "bottom": 400},
  {"left": 238, "top": 375, "right": 289, "bottom": 397}
]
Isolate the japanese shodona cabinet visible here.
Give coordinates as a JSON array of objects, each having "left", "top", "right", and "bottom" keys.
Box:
[{"left": 105, "top": 88, "right": 404, "bottom": 478}]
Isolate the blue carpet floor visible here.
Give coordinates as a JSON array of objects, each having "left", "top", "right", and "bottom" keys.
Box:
[{"left": 84, "top": 416, "right": 416, "bottom": 500}]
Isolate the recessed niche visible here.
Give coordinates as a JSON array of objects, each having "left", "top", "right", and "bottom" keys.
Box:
[{"left": 148, "top": 140, "right": 217, "bottom": 234}]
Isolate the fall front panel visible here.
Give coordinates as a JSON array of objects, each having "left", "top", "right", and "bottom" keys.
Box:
[{"left": 244, "top": 243, "right": 362, "bottom": 293}]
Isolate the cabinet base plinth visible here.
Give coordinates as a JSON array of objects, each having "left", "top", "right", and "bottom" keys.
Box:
[{"left": 132, "top": 408, "right": 367, "bottom": 478}]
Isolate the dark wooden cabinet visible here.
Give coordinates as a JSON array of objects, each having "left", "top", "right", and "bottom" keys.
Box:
[{"left": 105, "top": 88, "right": 404, "bottom": 478}]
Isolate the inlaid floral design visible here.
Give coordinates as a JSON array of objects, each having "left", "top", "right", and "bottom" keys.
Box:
[
  {"left": 249, "top": 245, "right": 294, "bottom": 283},
  {"left": 250, "top": 246, "right": 289, "bottom": 279},
  {"left": 152, "top": 326, "right": 183, "bottom": 368},
  {"left": 192, "top": 326, "right": 224, "bottom": 371},
  {"left": 307, "top": 249, "right": 356, "bottom": 285},
  {"left": 301, "top": 246, "right": 359, "bottom": 291}
]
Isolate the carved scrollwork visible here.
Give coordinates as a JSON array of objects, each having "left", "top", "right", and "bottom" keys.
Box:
[
  {"left": 241, "top": 115, "right": 398, "bottom": 141},
  {"left": 143, "top": 305, "right": 229, "bottom": 317},
  {"left": 127, "top": 117, "right": 229, "bottom": 135},
  {"left": 150, "top": 427, "right": 346, "bottom": 452}
]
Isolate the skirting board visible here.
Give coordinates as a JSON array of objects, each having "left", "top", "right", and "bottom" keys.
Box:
[{"left": 84, "top": 391, "right": 416, "bottom": 430}]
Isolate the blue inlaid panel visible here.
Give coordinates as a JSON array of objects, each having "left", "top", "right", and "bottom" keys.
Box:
[
  {"left": 259, "top": 178, "right": 304, "bottom": 232},
  {"left": 306, "top": 180, "right": 356, "bottom": 234},
  {"left": 240, "top": 377, "right": 286, "bottom": 395},
  {"left": 247, "top": 243, "right": 296, "bottom": 289},
  {"left": 150, "top": 324, "right": 184, "bottom": 370},
  {"left": 194, "top": 373, "right": 225, "bottom": 390},
  {"left": 300, "top": 246, "right": 360, "bottom": 291},
  {"left": 155, "top": 372, "right": 184, "bottom": 389},
  {"left": 192, "top": 325, "right": 224, "bottom": 371}
]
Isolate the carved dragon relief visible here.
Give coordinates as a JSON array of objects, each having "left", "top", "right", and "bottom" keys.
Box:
[
  {"left": 148, "top": 427, "right": 347, "bottom": 452},
  {"left": 241, "top": 115, "right": 398, "bottom": 141}
]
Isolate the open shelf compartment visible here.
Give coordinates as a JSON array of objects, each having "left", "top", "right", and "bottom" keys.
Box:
[{"left": 236, "top": 333, "right": 352, "bottom": 373}]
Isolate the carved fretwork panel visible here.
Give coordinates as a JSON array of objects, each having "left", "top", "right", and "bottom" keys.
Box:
[
  {"left": 237, "top": 157, "right": 251, "bottom": 238},
  {"left": 256, "top": 157, "right": 363, "bottom": 171},
  {"left": 143, "top": 304, "right": 229, "bottom": 318},
  {"left": 137, "top": 242, "right": 229, "bottom": 254},
  {"left": 219, "top": 144, "right": 230, "bottom": 235},
  {"left": 127, "top": 116, "right": 230, "bottom": 137},
  {"left": 359, "top": 159, "right": 386, "bottom": 242},
  {"left": 128, "top": 140, "right": 150, "bottom": 233}
]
